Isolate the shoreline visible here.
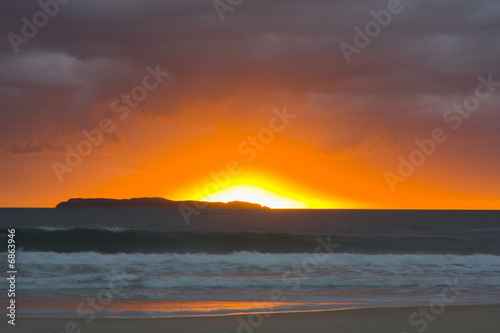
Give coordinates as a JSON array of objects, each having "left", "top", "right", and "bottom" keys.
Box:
[
  {"left": 13, "top": 302, "right": 500, "bottom": 319},
  {"left": 4, "top": 304, "right": 500, "bottom": 333}
]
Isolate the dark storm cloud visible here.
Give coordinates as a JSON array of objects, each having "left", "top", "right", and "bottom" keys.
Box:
[{"left": 0, "top": 0, "right": 499, "bottom": 155}]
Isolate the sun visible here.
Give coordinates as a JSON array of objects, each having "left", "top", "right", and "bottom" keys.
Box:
[{"left": 201, "top": 185, "right": 308, "bottom": 209}]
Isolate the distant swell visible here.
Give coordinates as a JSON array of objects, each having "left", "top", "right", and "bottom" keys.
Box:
[{"left": 6, "top": 228, "right": 500, "bottom": 254}]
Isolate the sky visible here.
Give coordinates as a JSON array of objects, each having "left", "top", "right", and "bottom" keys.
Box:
[{"left": 0, "top": 0, "right": 499, "bottom": 208}]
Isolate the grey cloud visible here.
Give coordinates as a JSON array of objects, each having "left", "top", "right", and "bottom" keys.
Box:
[{"left": 0, "top": 0, "right": 499, "bottom": 156}]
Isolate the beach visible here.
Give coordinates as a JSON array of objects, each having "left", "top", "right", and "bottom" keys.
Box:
[
  {"left": 2, "top": 209, "right": 500, "bottom": 330},
  {"left": 2, "top": 209, "right": 500, "bottom": 320},
  {"left": 3, "top": 305, "right": 499, "bottom": 333}
]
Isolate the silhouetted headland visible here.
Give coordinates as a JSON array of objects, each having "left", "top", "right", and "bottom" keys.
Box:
[{"left": 55, "top": 197, "right": 270, "bottom": 209}]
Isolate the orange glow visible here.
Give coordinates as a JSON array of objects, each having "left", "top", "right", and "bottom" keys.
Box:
[
  {"left": 201, "top": 185, "right": 308, "bottom": 209},
  {"left": 1, "top": 100, "right": 498, "bottom": 209},
  {"left": 22, "top": 299, "right": 361, "bottom": 316},
  {"left": 108, "top": 300, "right": 307, "bottom": 314},
  {"left": 172, "top": 168, "right": 350, "bottom": 209},
  {"left": 1, "top": 2, "right": 500, "bottom": 211}
]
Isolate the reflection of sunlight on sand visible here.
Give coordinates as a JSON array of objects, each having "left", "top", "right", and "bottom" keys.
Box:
[
  {"left": 19, "top": 297, "right": 364, "bottom": 317},
  {"left": 105, "top": 300, "right": 362, "bottom": 316},
  {"left": 113, "top": 300, "right": 301, "bottom": 313}
]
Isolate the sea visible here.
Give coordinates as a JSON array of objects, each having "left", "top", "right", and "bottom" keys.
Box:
[{"left": 1, "top": 209, "right": 499, "bottom": 319}]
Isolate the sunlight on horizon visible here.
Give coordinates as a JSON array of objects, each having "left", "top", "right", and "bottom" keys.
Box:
[{"left": 201, "top": 185, "right": 308, "bottom": 209}]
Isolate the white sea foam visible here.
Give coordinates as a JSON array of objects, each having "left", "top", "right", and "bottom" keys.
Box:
[{"left": 16, "top": 251, "right": 500, "bottom": 290}]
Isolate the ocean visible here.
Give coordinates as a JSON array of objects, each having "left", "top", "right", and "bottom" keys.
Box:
[{"left": 1, "top": 209, "right": 499, "bottom": 318}]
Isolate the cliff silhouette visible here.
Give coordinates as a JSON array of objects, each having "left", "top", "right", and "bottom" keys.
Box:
[{"left": 56, "top": 197, "right": 270, "bottom": 209}]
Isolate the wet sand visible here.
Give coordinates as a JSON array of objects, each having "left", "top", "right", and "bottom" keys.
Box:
[{"left": 3, "top": 304, "right": 499, "bottom": 333}]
